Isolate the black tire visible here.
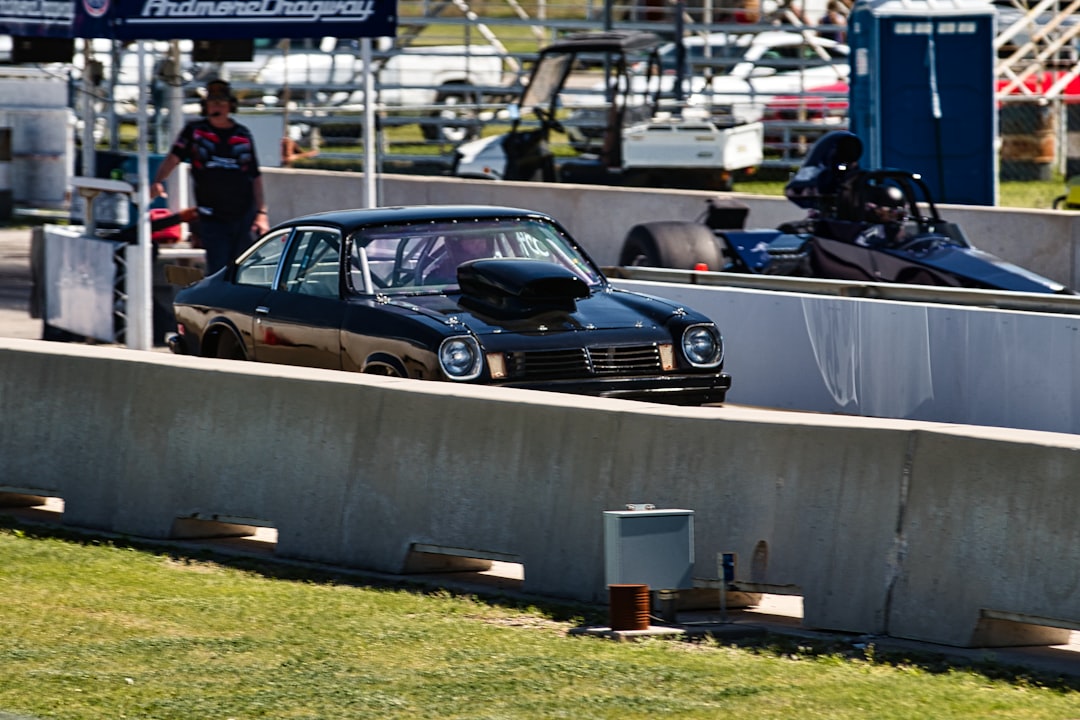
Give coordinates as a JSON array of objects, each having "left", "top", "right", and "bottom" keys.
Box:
[
  {"left": 420, "top": 90, "right": 480, "bottom": 143},
  {"left": 212, "top": 329, "right": 246, "bottom": 361},
  {"left": 619, "top": 221, "right": 725, "bottom": 270}
]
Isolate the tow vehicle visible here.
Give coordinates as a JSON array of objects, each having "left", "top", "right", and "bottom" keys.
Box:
[{"left": 452, "top": 31, "right": 763, "bottom": 192}]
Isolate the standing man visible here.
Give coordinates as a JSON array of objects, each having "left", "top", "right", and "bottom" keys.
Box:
[{"left": 151, "top": 79, "right": 269, "bottom": 275}]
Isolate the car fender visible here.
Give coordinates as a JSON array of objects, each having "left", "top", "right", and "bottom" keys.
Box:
[
  {"left": 608, "top": 287, "right": 716, "bottom": 328},
  {"left": 201, "top": 316, "right": 249, "bottom": 358},
  {"left": 453, "top": 133, "right": 508, "bottom": 179},
  {"left": 360, "top": 351, "right": 410, "bottom": 377},
  {"left": 881, "top": 243, "right": 1068, "bottom": 293}
]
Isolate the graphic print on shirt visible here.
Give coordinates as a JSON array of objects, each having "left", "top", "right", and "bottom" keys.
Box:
[{"left": 191, "top": 127, "right": 254, "bottom": 173}]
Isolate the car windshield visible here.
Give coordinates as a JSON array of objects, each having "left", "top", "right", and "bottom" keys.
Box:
[
  {"left": 349, "top": 217, "right": 604, "bottom": 295},
  {"left": 656, "top": 38, "right": 746, "bottom": 74},
  {"left": 521, "top": 50, "right": 574, "bottom": 110}
]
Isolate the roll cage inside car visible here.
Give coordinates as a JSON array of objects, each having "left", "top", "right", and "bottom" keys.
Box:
[
  {"left": 234, "top": 225, "right": 345, "bottom": 298},
  {"left": 817, "top": 169, "right": 970, "bottom": 250},
  {"left": 345, "top": 218, "right": 607, "bottom": 295}
]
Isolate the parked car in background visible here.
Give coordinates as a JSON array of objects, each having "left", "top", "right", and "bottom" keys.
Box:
[
  {"left": 220, "top": 37, "right": 508, "bottom": 141},
  {"left": 685, "top": 31, "right": 849, "bottom": 123},
  {"left": 168, "top": 205, "right": 732, "bottom": 405},
  {"left": 760, "top": 71, "right": 1080, "bottom": 145},
  {"left": 760, "top": 80, "right": 848, "bottom": 152},
  {"left": 569, "top": 31, "right": 848, "bottom": 122},
  {"left": 565, "top": 30, "right": 847, "bottom": 152}
]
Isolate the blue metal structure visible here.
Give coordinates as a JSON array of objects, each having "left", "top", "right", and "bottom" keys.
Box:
[{"left": 849, "top": 0, "right": 997, "bottom": 206}]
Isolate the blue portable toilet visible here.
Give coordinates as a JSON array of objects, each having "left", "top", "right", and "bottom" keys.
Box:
[{"left": 849, "top": 0, "right": 997, "bottom": 206}]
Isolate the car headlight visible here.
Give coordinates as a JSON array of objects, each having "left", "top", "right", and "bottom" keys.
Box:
[
  {"left": 438, "top": 335, "right": 483, "bottom": 381},
  {"left": 681, "top": 323, "right": 724, "bottom": 368}
]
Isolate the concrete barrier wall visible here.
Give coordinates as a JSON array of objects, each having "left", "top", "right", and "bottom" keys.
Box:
[
  {"left": 614, "top": 279, "right": 1080, "bottom": 435},
  {"left": 263, "top": 169, "right": 1080, "bottom": 290},
  {"left": 3, "top": 337, "right": 1080, "bottom": 648}
]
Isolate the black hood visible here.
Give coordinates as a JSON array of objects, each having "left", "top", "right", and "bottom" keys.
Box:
[{"left": 457, "top": 258, "right": 591, "bottom": 317}]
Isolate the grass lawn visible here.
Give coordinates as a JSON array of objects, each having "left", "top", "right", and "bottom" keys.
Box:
[
  {"left": 726, "top": 177, "right": 1066, "bottom": 209},
  {"left": 2, "top": 524, "right": 1079, "bottom": 719}
]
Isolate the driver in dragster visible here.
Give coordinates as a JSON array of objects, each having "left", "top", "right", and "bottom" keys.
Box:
[
  {"left": 782, "top": 130, "right": 910, "bottom": 248},
  {"left": 619, "top": 128, "right": 1071, "bottom": 294}
]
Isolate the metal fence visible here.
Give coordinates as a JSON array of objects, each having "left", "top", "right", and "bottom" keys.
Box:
[{"left": 48, "top": 0, "right": 1080, "bottom": 182}]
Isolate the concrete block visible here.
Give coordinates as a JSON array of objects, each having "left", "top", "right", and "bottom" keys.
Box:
[
  {"left": 887, "top": 427, "right": 1080, "bottom": 647},
  {"left": 5, "top": 339, "right": 1080, "bottom": 647}
]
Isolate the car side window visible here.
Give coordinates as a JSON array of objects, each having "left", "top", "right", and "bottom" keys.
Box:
[
  {"left": 235, "top": 229, "right": 291, "bottom": 288},
  {"left": 283, "top": 229, "right": 342, "bottom": 298}
]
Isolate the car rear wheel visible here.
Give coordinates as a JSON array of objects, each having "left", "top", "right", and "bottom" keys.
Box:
[
  {"left": 421, "top": 90, "right": 481, "bottom": 143},
  {"left": 210, "top": 329, "right": 246, "bottom": 361},
  {"left": 620, "top": 221, "right": 725, "bottom": 271}
]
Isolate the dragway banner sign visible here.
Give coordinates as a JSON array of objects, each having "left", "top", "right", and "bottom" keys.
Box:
[{"left": 0, "top": 0, "right": 396, "bottom": 38}]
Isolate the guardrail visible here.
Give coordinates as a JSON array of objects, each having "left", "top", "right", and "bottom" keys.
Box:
[{"left": 607, "top": 265, "right": 1080, "bottom": 315}]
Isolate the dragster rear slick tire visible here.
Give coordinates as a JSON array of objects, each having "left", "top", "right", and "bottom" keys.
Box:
[{"left": 620, "top": 221, "right": 725, "bottom": 271}]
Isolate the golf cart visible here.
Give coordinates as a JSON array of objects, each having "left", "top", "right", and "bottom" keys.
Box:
[{"left": 451, "top": 31, "right": 764, "bottom": 191}]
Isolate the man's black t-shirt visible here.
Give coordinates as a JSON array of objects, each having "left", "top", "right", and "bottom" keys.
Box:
[{"left": 170, "top": 119, "right": 261, "bottom": 221}]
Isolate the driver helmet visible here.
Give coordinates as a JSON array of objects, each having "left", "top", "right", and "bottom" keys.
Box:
[{"left": 864, "top": 184, "right": 906, "bottom": 223}]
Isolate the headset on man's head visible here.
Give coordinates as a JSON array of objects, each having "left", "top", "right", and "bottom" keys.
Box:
[{"left": 199, "top": 79, "right": 238, "bottom": 116}]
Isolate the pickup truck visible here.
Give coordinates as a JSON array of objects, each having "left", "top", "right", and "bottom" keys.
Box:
[{"left": 222, "top": 38, "right": 509, "bottom": 142}]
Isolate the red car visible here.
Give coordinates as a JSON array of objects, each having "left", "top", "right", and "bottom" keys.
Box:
[
  {"left": 762, "top": 73, "right": 1080, "bottom": 153},
  {"left": 765, "top": 72, "right": 1080, "bottom": 125}
]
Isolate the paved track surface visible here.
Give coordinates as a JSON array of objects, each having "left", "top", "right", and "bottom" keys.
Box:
[
  {"left": 0, "top": 227, "right": 40, "bottom": 340},
  {"left": 2, "top": 223, "right": 1080, "bottom": 682}
]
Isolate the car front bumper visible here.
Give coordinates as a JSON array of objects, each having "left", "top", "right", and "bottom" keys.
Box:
[{"left": 501, "top": 372, "right": 732, "bottom": 406}]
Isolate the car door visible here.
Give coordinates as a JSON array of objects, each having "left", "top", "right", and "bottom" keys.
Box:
[
  {"left": 218, "top": 227, "right": 293, "bottom": 353},
  {"left": 252, "top": 226, "right": 346, "bottom": 370}
]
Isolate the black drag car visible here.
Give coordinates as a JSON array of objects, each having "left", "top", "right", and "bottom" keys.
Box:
[
  {"left": 168, "top": 205, "right": 731, "bottom": 405},
  {"left": 621, "top": 131, "right": 1071, "bottom": 295}
]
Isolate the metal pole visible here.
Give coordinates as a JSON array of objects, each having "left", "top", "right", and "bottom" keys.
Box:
[
  {"left": 81, "top": 41, "right": 95, "bottom": 181},
  {"left": 362, "top": 37, "right": 377, "bottom": 208},
  {"left": 129, "top": 41, "right": 154, "bottom": 351},
  {"left": 109, "top": 41, "right": 121, "bottom": 150},
  {"left": 166, "top": 40, "right": 185, "bottom": 213},
  {"left": 674, "top": 0, "right": 686, "bottom": 105}
]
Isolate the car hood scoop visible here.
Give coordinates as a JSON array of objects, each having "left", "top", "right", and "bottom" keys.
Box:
[{"left": 457, "top": 258, "right": 591, "bottom": 317}]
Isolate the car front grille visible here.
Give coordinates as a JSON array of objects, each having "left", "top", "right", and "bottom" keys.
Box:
[{"left": 506, "top": 345, "right": 663, "bottom": 380}]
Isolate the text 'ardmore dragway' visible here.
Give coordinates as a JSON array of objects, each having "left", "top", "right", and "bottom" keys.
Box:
[
  {"left": 0, "top": 0, "right": 73, "bottom": 21},
  {"left": 138, "top": 0, "right": 378, "bottom": 21}
]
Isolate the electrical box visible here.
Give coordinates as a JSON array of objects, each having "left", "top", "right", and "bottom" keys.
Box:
[
  {"left": 603, "top": 508, "right": 694, "bottom": 590},
  {"left": 849, "top": 0, "right": 997, "bottom": 205}
]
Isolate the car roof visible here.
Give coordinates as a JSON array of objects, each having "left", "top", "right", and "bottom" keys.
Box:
[
  {"left": 273, "top": 205, "right": 558, "bottom": 233},
  {"left": 661, "top": 31, "right": 841, "bottom": 50},
  {"left": 540, "top": 30, "right": 664, "bottom": 55}
]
